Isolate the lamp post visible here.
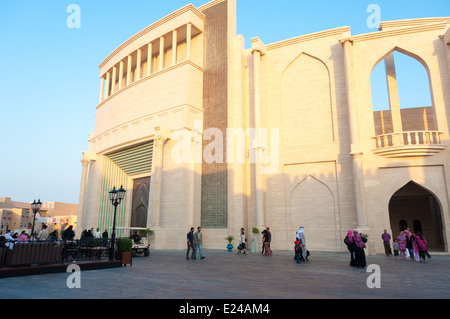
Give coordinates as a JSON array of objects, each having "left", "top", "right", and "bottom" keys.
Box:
[
  {"left": 30, "top": 199, "right": 42, "bottom": 237},
  {"left": 109, "top": 185, "right": 126, "bottom": 260}
]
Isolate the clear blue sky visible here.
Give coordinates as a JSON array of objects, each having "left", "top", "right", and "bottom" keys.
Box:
[{"left": 0, "top": 0, "right": 448, "bottom": 204}]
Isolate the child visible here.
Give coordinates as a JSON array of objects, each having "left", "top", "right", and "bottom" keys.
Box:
[
  {"left": 392, "top": 239, "right": 399, "bottom": 260},
  {"left": 397, "top": 231, "right": 407, "bottom": 261},
  {"left": 294, "top": 240, "right": 303, "bottom": 263},
  {"left": 413, "top": 241, "right": 420, "bottom": 262}
]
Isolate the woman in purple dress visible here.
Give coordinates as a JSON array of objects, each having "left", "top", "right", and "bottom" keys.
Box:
[{"left": 397, "top": 231, "right": 407, "bottom": 261}]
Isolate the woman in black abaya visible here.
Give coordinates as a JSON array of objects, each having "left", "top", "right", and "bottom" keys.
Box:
[
  {"left": 353, "top": 230, "right": 367, "bottom": 268},
  {"left": 344, "top": 230, "right": 356, "bottom": 267}
]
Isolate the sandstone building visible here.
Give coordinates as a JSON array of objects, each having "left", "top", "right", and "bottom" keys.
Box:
[
  {"left": 77, "top": 0, "right": 450, "bottom": 254},
  {"left": 0, "top": 197, "right": 77, "bottom": 235}
]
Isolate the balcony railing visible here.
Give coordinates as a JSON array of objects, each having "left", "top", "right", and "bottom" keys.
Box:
[{"left": 372, "top": 130, "right": 446, "bottom": 158}]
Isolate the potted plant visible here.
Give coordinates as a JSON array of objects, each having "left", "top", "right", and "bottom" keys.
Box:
[
  {"left": 139, "top": 228, "right": 153, "bottom": 238},
  {"left": 250, "top": 227, "right": 260, "bottom": 252},
  {"left": 117, "top": 237, "right": 133, "bottom": 266},
  {"left": 225, "top": 235, "right": 234, "bottom": 252}
]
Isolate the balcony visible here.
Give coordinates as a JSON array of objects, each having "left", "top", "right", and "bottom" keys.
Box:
[{"left": 372, "top": 130, "right": 446, "bottom": 157}]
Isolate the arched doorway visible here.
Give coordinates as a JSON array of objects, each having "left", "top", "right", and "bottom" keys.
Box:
[
  {"left": 389, "top": 181, "right": 445, "bottom": 252},
  {"left": 130, "top": 176, "right": 150, "bottom": 228}
]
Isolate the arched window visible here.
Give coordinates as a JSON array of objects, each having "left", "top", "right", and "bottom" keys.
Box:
[{"left": 371, "top": 49, "right": 435, "bottom": 136}]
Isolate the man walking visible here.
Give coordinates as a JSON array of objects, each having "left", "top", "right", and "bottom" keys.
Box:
[
  {"left": 186, "top": 227, "right": 195, "bottom": 260},
  {"left": 382, "top": 229, "right": 392, "bottom": 256},
  {"left": 194, "top": 226, "right": 205, "bottom": 260},
  {"left": 263, "top": 227, "right": 272, "bottom": 256}
]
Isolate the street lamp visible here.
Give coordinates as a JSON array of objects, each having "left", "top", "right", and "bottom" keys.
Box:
[
  {"left": 30, "top": 199, "right": 42, "bottom": 238},
  {"left": 109, "top": 185, "right": 126, "bottom": 260}
]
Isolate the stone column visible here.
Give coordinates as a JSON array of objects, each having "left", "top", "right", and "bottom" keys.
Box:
[
  {"left": 111, "top": 66, "right": 117, "bottom": 94},
  {"left": 99, "top": 76, "right": 105, "bottom": 103},
  {"left": 149, "top": 127, "right": 171, "bottom": 228},
  {"left": 444, "top": 32, "right": 450, "bottom": 76},
  {"left": 105, "top": 71, "right": 111, "bottom": 98},
  {"left": 172, "top": 29, "right": 178, "bottom": 66},
  {"left": 127, "top": 55, "right": 132, "bottom": 85},
  {"left": 384, "top": 53, "right": 403, "bottom": 135},
  {"left": 186, "top": 23, "right": 191, "bottom": 60},
  {"left": 76, "top": 152, "right": 96, "bottom": 233},
  {"left": 341, "top": 37, "right": 369, "bottom": 229},
  {"left": 147, "top": 42, "right": 153, "bottom": 76},
  {"left": 250, "top": 38, "right": 266, "bottom": 231},
  {"left": 136, "top": 48, "right": 142, "bottom": 80},
  {"left": 118, "top": 60, "right": 124, "bottom": 90},
  {"left": 159, "top": 36, "right": 165, "bottom": 71}
]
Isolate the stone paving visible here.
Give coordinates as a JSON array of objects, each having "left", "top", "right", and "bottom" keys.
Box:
[{"left": 1, "top": 249, "right": 450, "bottom": 301}]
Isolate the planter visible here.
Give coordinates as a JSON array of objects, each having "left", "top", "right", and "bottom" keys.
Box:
[
  {"left": 226, "top": 244, "right": 233, "bottom": 252},
  {"left": 119, "top": 251, "right": 132, "bottom": 266},
  {"left": 250, "top": 238, "right": 258, "bottom": 253}
]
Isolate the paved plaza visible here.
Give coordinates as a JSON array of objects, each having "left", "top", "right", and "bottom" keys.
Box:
[{"left": 1, "top": 248, "right": 450, "bottom": 301}]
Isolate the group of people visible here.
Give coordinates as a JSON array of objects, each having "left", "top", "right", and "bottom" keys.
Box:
[
  {"left": 0, "top": 224, "right": 78, "bottom": 250},
  {"left": 186, "top": 226, "right": 205, "bottom": 260},
  {"left": 185, "top": 225, "right": 432, "bottom": 266},
  {"left": 236, "top": 227, "right": 273, "bottom": 256},
  {"left": 382, "top": 229, "right": 430, "bottom": 263},
  {"left": 80, "top": 227, "right": 109, "bottom": 247},
  {"left": 344, "top": 228, "right": 432, "bottom": 269},
  {"left": 80, "top": 227, "right": 102, "bottom": 239},
  {"left": 186, "top": 226, "right": 276, "bottom": 259}
]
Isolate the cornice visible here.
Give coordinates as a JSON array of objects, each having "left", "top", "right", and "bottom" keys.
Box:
[
  {"left": 98, "top": 4, "right": 205, "bottom": 70},
  {"left": 266, "top": 26, "right": 351, "bottom": 51},
  {"left": 380, "top": 17, "right": 450, "bottom": 30},
  {"left": 91, "top": 103, "right": 203, "bottom": 148},
  {"left": 347, "top": 22, "right": 447, "bottom": 43},
  {"left": 198, "top": 0, "right": 226, "bottom": 12}
]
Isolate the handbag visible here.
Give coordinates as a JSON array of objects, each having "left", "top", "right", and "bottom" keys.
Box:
[
  {"left": 344, "top": 236, "right": 350, "bottom": 246},
  {"left": 237, "top": 244, "right": 242, "bottom": 250}
]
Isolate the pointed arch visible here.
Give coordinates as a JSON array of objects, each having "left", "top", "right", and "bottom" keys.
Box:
[
  {"left": 388, "top": 180, "right": 445, "bottom": 251},
  {"left": 290, "top": 175, "right": 336, "bottom": 250},
  {"left": 370, "top": 47, "right": 437, "bottom": 136},
  {"left": 281, "top": 52, "right": 331, "bottom": 78},
  {"left": 371, "top": 47, "right": 434, "bottom": 109},
  {"left": 370, "top": 46, "right": 431, "bottom": 75},
  {"left": 281, "top": 52, "right": 334, "bottom": 158}
]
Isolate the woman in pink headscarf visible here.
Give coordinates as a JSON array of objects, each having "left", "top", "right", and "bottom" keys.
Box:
[
  {"left": 404, "top": 229, "right": 415, "bottom": 260},
  {"left": 414, "top": 231, "right": 427, "bottom": 263},
  {"left": 344, "top": 230, "right": 355, "bottom": 267},
  {"left": 353, "top": 230, "right": 367, "bottom": 268}
]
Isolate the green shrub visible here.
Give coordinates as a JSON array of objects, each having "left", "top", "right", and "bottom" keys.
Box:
[{"left": 118, "top": 237, "right": 133, "bottom": 252}]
